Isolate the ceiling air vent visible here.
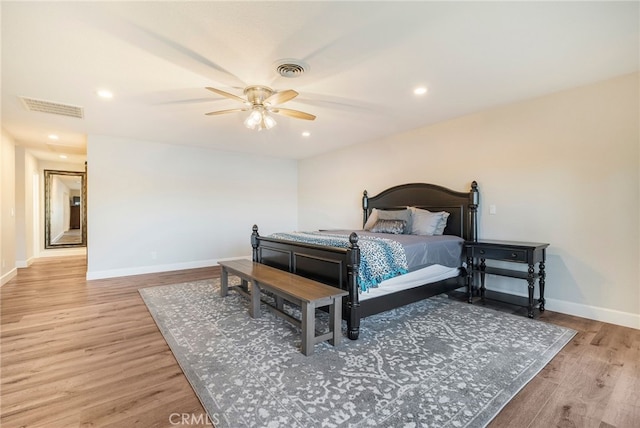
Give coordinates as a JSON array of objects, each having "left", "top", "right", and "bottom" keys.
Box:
[
  {"left": 274, "top": 59, "right": 308, "bottom": 78},
  {"left": 20, "top": 97, "right": 84, "bottom": 119}
]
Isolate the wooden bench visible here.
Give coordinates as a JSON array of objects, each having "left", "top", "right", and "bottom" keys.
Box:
[{"left": 218, "top": 259, "right": 348, "bottom": 356}]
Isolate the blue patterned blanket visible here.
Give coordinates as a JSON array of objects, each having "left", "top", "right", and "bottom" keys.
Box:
[{"left": 268, "top": 232, "right": 408, "bottom": 293}]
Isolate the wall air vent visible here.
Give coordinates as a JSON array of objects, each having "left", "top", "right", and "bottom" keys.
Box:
[{"left": 20, "top": 97, "right": 84, "bottom": 119}]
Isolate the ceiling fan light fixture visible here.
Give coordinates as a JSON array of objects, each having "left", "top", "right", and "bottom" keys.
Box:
[
  {"left": 244, "top": 108, "right": 277, "bottom": 131},
  {"left": 263, "top": 113, "right": 277, "bottom": 130},
  {"left": 206, "top": 85, "right": 311, "bottom": 130},
  {"left": 244, "top": 110, "right": 262, "bottom": 129}
]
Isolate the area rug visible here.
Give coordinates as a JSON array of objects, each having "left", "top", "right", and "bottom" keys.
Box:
[{"left": 139, "top": 279, "right": 575, "bottom": 428}]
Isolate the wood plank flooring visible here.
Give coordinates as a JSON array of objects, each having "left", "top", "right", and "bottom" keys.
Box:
[{"left": 1, "top": 256, "right": 638, "bottom": 427}]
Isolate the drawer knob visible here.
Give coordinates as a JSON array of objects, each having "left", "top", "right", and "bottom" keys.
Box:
[
  {"left": 511, "top": 252, "right": 517, "bottom": 258},
  {"left": 480, "top": 250, "right": 485, "bottom": 254}
]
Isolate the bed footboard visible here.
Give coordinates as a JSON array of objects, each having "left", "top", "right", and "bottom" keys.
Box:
[{"left": 251, "top": 225, "right": 363, "bottom": 339}]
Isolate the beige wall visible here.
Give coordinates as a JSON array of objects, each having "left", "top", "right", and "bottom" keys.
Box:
[{"left": 298, "top": 73, "right": 640, "bottom": 329}]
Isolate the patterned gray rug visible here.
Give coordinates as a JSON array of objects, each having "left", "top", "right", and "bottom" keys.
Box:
[{"left": 140, "top": 279, "right": 575, "bottom": 428}]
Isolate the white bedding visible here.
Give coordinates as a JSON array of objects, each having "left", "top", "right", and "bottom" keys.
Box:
[{"left": 358, "top": 264, "right": 461, "bottom": 301}]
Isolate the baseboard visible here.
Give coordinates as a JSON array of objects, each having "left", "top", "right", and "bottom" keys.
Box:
[
  {"left": 85, "top": 256, "right": 250, "bottom": 281},
  {"left": 481, "top": 283, "right": 639, "bottom": 330},
  {"left": 216, "top": 255, "right": 251, "bottom": 262},
  {"left": 546, "top": 297, "right": 640, "bottom": 330},
  {"left": 16, "top": 257, "right": 35, "bottom": 268},
  {"left": 1, "top": 268, "right": 18, "bottom": 286},
  {"left": 475, "top": 274, "right": 640, "bottom": 330},
  {"left": 39, "top": 248, "right": 87, "bottom": 258}
]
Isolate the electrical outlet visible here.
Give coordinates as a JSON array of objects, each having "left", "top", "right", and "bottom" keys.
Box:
[
  {"left": 151, "top": 251, "right": 157, "bottom": 260},
  {"left": 489, "top": 204, "right": 497, "bottom": 215}
]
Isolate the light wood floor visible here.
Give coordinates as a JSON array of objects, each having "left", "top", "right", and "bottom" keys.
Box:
[{"left": 1, "top": 257, "right": 638, "bottom": 428}]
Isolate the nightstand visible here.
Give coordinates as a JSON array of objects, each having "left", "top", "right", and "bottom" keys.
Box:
[{"left": 465, "top": 240, "right": 549, "bottom": 318}]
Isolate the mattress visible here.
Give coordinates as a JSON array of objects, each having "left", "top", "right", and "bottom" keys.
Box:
[{"left": 359, "top": 264, "right": 462, "bottom": 301}]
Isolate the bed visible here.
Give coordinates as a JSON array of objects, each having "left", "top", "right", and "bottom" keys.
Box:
[{"left": 251, "top": 181, "right": 479, "bottom": 340}]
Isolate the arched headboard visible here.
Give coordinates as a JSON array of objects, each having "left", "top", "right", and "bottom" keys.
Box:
[{"left": 362, "top": 181, "right": 479, "bottom": 241}]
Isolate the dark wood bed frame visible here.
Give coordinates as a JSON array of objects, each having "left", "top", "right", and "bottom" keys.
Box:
[{"left": 251, "top": 181, "right": 479, "bottom": 340}]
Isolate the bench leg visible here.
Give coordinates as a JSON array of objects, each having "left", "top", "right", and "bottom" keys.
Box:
[
  {"left": 301, "top": 302, "right": 315, "bottom": 356},
  {"left": 249, "top": 280, "right": 261, "bottom": 319},
  {"left": 220, "top": 267, "right": 229, "bottom": 297},
  {"left": 329, "top": 298, "right": 342, "bottom": 347}
]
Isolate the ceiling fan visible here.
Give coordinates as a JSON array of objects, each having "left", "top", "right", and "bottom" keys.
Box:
[{"left": 205, "top": 86, "right": 316, "bottom": 130}]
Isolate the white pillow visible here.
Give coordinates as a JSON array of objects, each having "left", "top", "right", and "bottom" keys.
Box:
[
  {"left": 433, "top": 211, "right": 450, "bottom": 235},
  {"left": 363, "top": 208, "right": 379, "bottom": 230},
  {"left": 409, "top": 208, "right": 441, "bottom": 235},
  {"left": 409, "top": 207, "right": 450, "bottom": 235}
]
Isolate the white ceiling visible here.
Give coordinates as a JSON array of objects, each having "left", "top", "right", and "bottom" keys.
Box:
[{"left": 2, "top": 1, "right": 638, "bottom": 161}]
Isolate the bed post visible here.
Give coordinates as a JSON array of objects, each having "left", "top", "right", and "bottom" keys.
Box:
[
  {"left": 251, "top": 224, "right": 260, "bottom": 262},
  {"left": 362, "top": 190, "right": 369, "bottom": 227},
  {"left": 469, "top": 181, "right": 479, "bottom": 242},
  {"left": 346, "top": 232, "right": 361, "bottom": 340}
]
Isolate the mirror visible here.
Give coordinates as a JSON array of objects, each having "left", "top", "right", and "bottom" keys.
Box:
[{"left": 44, "top": 169, "right": 87, "bottom": 248}]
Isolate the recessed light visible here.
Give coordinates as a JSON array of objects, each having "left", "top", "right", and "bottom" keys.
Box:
[
  {"left": 59, "top": 155, "right": 68, "bottom": 159},
  {"left": 302, "top": 131, "right": 311, "bottom": 137},
  {"left": 413, "top": 86, "right": 428, "bottom": 95},
  {"left": 97, "top": 89, "right": 113, "bottom": 99},
  {"left": 48, "top": 134, "right": 59, "bottom": 140}
]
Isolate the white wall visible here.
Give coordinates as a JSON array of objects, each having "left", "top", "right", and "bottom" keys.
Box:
[
  {"left": 86, "top": 136, "right": 298, "bottom": 279},
  {"left": 298, "top": 73, "right": 640, "bottom": 329},
  {"left": 14, "top": 146, "right": 38, "bottom": 267},
  {"left": 1, "top": 129, "right": 17, "bottom": 285}
]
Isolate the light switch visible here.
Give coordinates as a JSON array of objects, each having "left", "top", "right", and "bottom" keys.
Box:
[{"left": 489, "top": 204, "right": 497, "bottom": 215}]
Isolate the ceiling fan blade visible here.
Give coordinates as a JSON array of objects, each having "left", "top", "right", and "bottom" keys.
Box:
[
  {"left": 205, "top": 108, "right": 247, "bottom": 116},
  {"left": 265, "top": 89, "right": 299, "bottom": 106},
  {"left": 271, "top": 108, "right": 316, "bottom": 121},
  {"left": 206, "top": 87, "right": 247, "bottom": 104}
]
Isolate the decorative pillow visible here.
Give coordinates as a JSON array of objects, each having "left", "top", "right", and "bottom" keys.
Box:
[
  {"left": 408, "top": 207, "right": 450, "bottom": 235},
  {"left": 377, "top": 208, "right": 412, "bottom": 234},
  {"left": 364, "top": 208, "right": 412, "bottom": 233},
  {"left": 370, "top": 219, "right": 406, "bottom": 234}
]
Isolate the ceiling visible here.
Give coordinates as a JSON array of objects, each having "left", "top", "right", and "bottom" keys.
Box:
[{"left": 2, "top": 2, "right": 638, "bottom": 161}]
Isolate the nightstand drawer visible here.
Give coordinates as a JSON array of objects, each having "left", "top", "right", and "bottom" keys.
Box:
[{"left": 475, "top": 248, "right": 527, "bottom": 262}]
